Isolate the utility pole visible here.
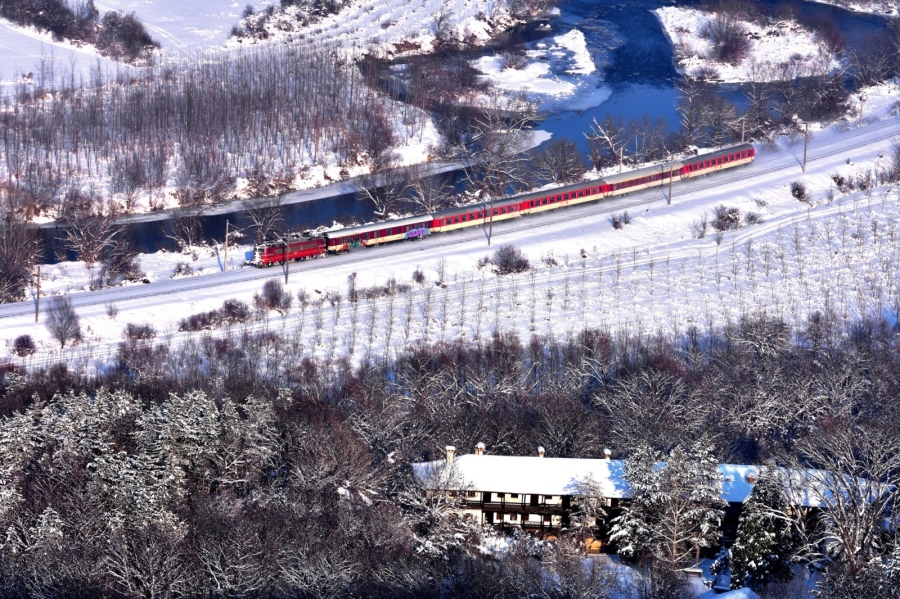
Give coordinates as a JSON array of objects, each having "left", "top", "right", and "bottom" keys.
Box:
[
  {"left": 741, "top": 117, "right": 745, "bottom": 144},
  {"left": 858, "top": 94, "right": 866, "bottom": 127},
  {"left": 222, "top": 220, "right": 229, "bottom": 271},
  {"left": 487, "top": 196, "right": 494, "bottom": 246},
  {"left": 283, "top": 237, "right": 289, "bottom": 284},
  {"left": 802, "top": 123, "right": 809, "bottom": 173},
  {"left": 667, "top": 156, "right": 674, "bottom": 205},
  {"left": 34, "top": 264, "right": 40, "bottom": 323}
]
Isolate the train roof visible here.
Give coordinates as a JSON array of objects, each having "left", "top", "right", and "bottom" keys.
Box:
[
  {"left": 681, "top": 143, "right": 754, "bottom": 165},
  {"left": 325, "top": 214, "right": 434, "bottom": 237},
  {"left": 431, "top": 204, "right": 488, "bottom": 218},
  {"left": 600, "top": 162, "right": 683, "bottom": 186}
]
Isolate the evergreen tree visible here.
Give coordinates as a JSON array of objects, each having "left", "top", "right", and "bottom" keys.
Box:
[
  {"left": 730, "top": 473, "right": 794, "bottom": 590},
  {"left": 610, "top": 439, "right": 726, "bottom": 569}
]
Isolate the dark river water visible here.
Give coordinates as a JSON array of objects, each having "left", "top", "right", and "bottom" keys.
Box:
[
  {"left": 41, "top": 0, "right": 892, "bottom": 259},
  {"left": 538, "top": 0, "right": 893, "bottom": 153}
]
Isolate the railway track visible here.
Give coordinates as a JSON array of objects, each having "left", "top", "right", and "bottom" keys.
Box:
[{"left": 1, "top": 116, "right": 897, "bottom": 323}]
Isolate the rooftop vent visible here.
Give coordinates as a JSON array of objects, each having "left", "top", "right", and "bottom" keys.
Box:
[
  {"left": 538, "top": 446, "right": 545, "bottom": 458},
  {"left": 474, "top": 442, "right": 486, "bottom": 456},
  {"left": 446, "top": 446, "right": 456, "bottom": 464}
]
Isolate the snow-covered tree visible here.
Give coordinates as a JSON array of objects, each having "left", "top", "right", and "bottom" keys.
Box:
[
  {"left": 730, "top": 473, "right": 794, "bottom": 590},
  {"left": 610, "top": 439, "right": 726, "bottom": 569}
]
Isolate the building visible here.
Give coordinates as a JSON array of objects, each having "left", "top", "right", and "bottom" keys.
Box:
[{"left": 412, "top": 444, "right": 835, "bottom": 546}]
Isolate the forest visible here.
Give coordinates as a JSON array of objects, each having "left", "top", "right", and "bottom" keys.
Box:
[{"left": 0, "top": 308, "right": 899, "bottom": 598}]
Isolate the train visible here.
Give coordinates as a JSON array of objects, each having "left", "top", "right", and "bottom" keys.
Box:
[{"left": 249, "top": 143, "right": 755, "bottom": 267}]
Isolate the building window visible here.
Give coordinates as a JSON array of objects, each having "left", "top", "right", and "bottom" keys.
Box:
[{"left": 510, "top": 493, "right": 519, "bottom": 499}]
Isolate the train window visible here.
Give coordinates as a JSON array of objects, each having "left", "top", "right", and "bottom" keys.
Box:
[{"left": 564, "top": 194, "right": 569, "bottom": 200}]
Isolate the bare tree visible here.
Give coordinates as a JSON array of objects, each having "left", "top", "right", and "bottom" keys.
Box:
[
  {"left": 45, "top": 295, "right": 82, "bottom": 348},
  {"left": 530, "top": 137, "right": 587, "bottom": 184},
  {"left": 585, "top": 115, "right": 629, "bottom": 172},
  {"left": 243, "top": 192, "right": 286, "bottom": 243},
  {"left": 406, "top": 163, "right": 454, "bottom": 212},
  {"left": 675, "top": 78, "right": 714, "bottom": 148},
  {"left": 357, "top": 164, "right": 411, "bottom": 218},
  {"left": 58, "top": 191, "right": 118, "bottom": 269},
  {"left": 0, "top": 204, "right": 39, "bottom": 303},
  {"left": 785, "top": 420, "right": 900, "bottom": 574},
  {"left": 461, "top": 91, "right": 536, "bottom": 201}
]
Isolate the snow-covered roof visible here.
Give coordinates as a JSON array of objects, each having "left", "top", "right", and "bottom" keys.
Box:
[
  {"left": 413, "top": 455, "right": 843, "bottom": 507},
  {"left": 413, "top": 454, "right": 629, "bottom": 497}
]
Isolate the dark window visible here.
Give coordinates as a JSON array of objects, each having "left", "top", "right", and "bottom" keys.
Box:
[{"left": 510, "top": 494, "right": 519, "bottom": 499}]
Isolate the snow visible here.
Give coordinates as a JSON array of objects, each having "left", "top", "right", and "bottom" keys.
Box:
[
  {"left": 413, "top": 455, "right": 843, "bottom": 508},
  {"left": 0, "top": 18, "right": 128, "bottom": 93},
  {"left": 3, "top": 80, "right": 900, "bottom": 374},
  {"left": 697, "top": 588, "right": 760, "bottom": 599},
  {"left": 654, "top": 6, "right": 842, "bottom": 82},
  {"left": 414, "top": 454, "right": 629, "bottom": 497},
  {"left": 473, "top": 28, "right": 612, "bottom": 112},
  {"left": 93, "top": 0, "right": 243, "bottom": 50},
  {"left": 809, "top": 0, "right": 899, "bottom": 16}
]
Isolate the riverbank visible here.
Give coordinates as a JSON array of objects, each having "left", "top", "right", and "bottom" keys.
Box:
[{"left": 654, "top": 5, "right": 843, "bottom": 83}]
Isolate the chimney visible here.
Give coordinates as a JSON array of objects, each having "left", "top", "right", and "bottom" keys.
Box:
[
  {"left": 604, "top": 448, "right": 612, "bottom": 460},
  {"left": 538, "top": 446, "right": 545, "bottom": 458},
  {"left": 475, "top": 442, "right": 486, "bottom": 456},
  {"left": 445, "top": 445, "right": 456, "bottom": 464}
]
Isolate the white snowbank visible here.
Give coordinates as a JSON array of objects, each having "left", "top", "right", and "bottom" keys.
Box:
[
  {"left": 654, "top": 6, "right": 842, "bottom": 82},
  {"left": 473, "top": 28, "right": 611, "bottom": 112},
  {"left": 809, "top": 0, "right": 899, "bottom": 16}
]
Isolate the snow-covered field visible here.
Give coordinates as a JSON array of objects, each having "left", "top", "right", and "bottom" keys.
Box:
[
  {"left": 810, "top": 0, "right": 899, "bottom": 15},
  {"left": 4, "top": 81, "right": 899, "bottom": 372},
  {"left": 0, "top": 18, "right": 129, "bottom": 93},
  {"left": 654, "top": 6, "right": 841, "bottom": 83}
]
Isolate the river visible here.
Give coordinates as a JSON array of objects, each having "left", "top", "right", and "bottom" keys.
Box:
[{"left": 41, "top": 0, "right": 893, "bottom": 259}]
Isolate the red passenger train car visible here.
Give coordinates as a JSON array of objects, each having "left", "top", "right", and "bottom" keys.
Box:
[{"left": 249, "top": 143, "right": 756, "bottom": 267}]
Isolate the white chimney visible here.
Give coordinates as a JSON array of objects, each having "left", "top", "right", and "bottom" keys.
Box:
[
  {"left": 538, "top": 446, "right": 545, "bottom": 458},
  {"left": 445, "top": 445, "right": 456, "bottom": 464},
  {"left": 475, "top": 442, "right": 486, "bottom": 456},
  {"left": 604, "top": 448, "right": 612, "bottom": 460}
]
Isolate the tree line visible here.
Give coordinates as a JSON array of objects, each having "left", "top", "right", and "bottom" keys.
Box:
[
  {"left": 1, "top": 0, "right": 158, "bottom": 63},
  {"left": 0, "top": 309, "right": 898, "bottom": 597}
]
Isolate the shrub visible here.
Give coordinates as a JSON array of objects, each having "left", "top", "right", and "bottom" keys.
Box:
[
  {"left": 790, "top": 181, "right": 808, "bottom": 201},
  {"left": 123, "top": 323, "right": 157, "bottom": 341},
  {"left": 690, "top": 214, "right": 709, "bottom": 238},
  {"left": 691, "top": 64, "right": 721, "bottom": 81},
  {"left": 105, "top": 302, "right": 120, "bottom": 319},
  {"left": 412, "top": 267, "right": 426, "bottom": 285},
  {"left": 179, "top": 310, "right": 222, "bottom": 332},
  {"left": 704, "top": 15, "right": 751, "bottom": 65},
  {"left": 45, "top": 295, "right": 82, "bottom": 349},
  {"left": 221, "top": 299, "right": 253, "bottom": 324},
  {"left": 97, "top": 11, "right": 159, "bottom": 61},
  {"left": 481, "top": 245, "right": 530, "bottom": 275},
  {"left": 711, "top": 205, "right": 742, "bottom": 232},
  {"left": 254, "top": 279, "right": 292, "bottom": 314},
  {"left": 13, "top": 335, "right": 36, "bottom": 357},
  {"left": 743, "top": 211, "right": 764, "bottom": 226},
  {"left": 611, "top": 211, "right": 631, "bottom": 229},
  {"left": 172, "top": 262, "right": 194, "bottom": 278}
]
